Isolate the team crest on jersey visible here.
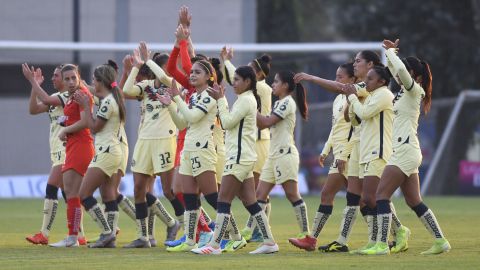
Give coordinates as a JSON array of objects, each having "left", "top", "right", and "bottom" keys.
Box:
[
  {"left": 356, "top": 82, "right": 366, "bottom": 88},
  {"left": 144, "top": 84, "right": 167, "bottom": 101},
  {"left": 189, "top": 94, "right": 199, "bottom": 109},
  {"left": 146, "top": 104, "right": 154, "bottom": 112}
]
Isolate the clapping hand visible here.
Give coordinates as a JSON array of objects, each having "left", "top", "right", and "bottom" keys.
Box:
[
  {"left": 207, "top": 83, "right": 225, "bottom": 100},
  {"left": 383, "top": 39, "right": 399, "bottom": 51}
]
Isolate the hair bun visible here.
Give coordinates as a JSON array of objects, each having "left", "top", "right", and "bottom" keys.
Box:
[
  {"left": 152, "top": 52, "right": 161, "bottom": 59},
  {"left": 106, "top": 59, "right": 119, "bottom": 71},
  {"left": 209, "top": 57, "right": 221, "bottom": 68},
  {"left": 259, "top": 54, "right": 272, "bottom": 64}
]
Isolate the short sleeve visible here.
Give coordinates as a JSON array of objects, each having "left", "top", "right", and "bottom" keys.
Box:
[
  {"left": 272, "top": 98, "right": 294, "bottom": 119},
  {"left": 57, "top": 92, "right": 69, "bottom": 107},
  {"left": 195, "top": 93, "right": 216, "bottom": 114},
  {"left": 93, "top": 96, "right": 100, "bottom": 106},
  {"left": 96, "top": 98, "right": 113, "bottom": 120}
]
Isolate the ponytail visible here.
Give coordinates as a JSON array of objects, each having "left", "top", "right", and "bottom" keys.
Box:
[
  {"left": 294, "top": 83, "right": 308, "bottom": 120},
  {"left": 94, "top": 64, "right": 127, "bottom": 123},
  {"left": 277, "top": 71, "right": 308, "bottom": 120},
  {"left": 112, "top": 86, "right": 126, "bottom": 123},
  {"left": 251, "top": 54, "right": 272, "bottom": 80},
  {"left": 421, "top": 61, "right": 432, "bottom": 114},
  {"left": 252, "top": 84, "right": 261, "bottom": 112},
  {"left": 404, "top": 56, "right": 433, "bottom": 114}
]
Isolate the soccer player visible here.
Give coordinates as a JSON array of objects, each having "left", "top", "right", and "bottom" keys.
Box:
[
  {"left": 289, "top": 63, "right": 356, "bottom": 251},
  {"left": 294, "top": 51, "right": 409, "bottom": 253},
  {"left": 342, "top": 64, "right": 408, "bottom": 254},
  {"left": 158, "top": 59, "right": 220, "bottom": 252},
  {"left": 191, "top": 66, "right": 278, "bottom": 255},
  {"left": 24, "top": 64, "right": 95, "bottom": 247},
  {"left": 250, "top": 71, "right": 310, "bottom": 246},
  {"left": 220, "top": 49, "right": 274, "bottom": 242},
  {"left": 24, "top": 65, "right": 74, "bottom": 245},
  {"left": 164, "top": 12, "right": 217, "bottom": 248},
  {"left": 122, "top": 44, "right": 182, "bottom": 248},
  {"left": 104, "top": 58, "right": 136, "bottom": 231},
  {"left": 84, "top": 59, "right": 137, "bottom": 236},
  {"left": 74, "top": 64, "right": 126, "bottom": 248},
  {"left": 361, "top": 39, "right": 450, "bottom": 255}
]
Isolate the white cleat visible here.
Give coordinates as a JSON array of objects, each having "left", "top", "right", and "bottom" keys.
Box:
[
  {"left": 191, "top": 245, "right": 222, "bottom": 255},
  {"left": 49, "top": 235, "right": 79, "bottom": 248},
  {"left": 249, "top": 243, "right": 279, "bottom": 254},
  {"left": 198, "top": 231, "right": 214, "bottom": 248}
]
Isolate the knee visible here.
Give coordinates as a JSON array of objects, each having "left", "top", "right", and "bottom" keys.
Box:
[
  {"left": 362, "top": 195, "right": 376, "bottom": 208},
  {"left": 163, "top": 190, "right": 174, "bottom": 200},
  {"left": 78, "top": 190, "right": 88, "bottom": 201},
  {"left": 375, "top": 189, "right": 387, "bottom": 201},
  {"left": 320, "top": 188, "right": 334, "bottom": 205},
  {"left": 285, "top": 189, "right": 300, "bottom": 203}
]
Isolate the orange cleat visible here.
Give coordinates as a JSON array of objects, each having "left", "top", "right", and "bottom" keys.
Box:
[
  {"left": 26, "top": 232, "right": 48, "bottom": 245},
  {"left": 288, "top": 235, "right": 317, "bottom": 251},
  {"left": 78, "top": 236, "right": 87, "bottom": 246}
]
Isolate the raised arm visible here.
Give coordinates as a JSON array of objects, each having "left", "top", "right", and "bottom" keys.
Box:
[
  {"left": 294, "top": 72, "right": 344, "bottom": 94},
  {"left": 122, "top": 49, "right": 145, "bottom": 97},
  {"left": 166, "top": 41, "right": 191, "bottom": 89},
  {"left": 28, "top": 68, "right": 49, "bottom": 114},
  {"left": 178, "top": 5, "right": 195, "bottom": 58},
  {"left": 22, "top": 64, "right": 62, "bottom": 106},
  {"left": 384, "top": 43, "right": 416, "bottom": 91},
  {"left": 119, "top": 54, "right": 139, "bottom": 100},
  {"left": 220, "top": 46, "right": 235, "bottom": 86},
  {"left": 179, "top": 39, "right": 192, "bottom": 75}
]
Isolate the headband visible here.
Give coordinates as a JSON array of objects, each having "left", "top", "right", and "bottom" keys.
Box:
[{"left": 254, "top": 59, "right": 267, "bottom": 78}]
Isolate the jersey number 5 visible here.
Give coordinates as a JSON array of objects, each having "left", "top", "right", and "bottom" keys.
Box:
[{"left": 275, "top": 166, "right": 282, "bottom": 178}]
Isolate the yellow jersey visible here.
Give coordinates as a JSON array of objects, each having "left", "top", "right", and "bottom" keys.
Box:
[
  {"left": 341, "top": 83, "right": 369, "bottom": 160},
  {"left": 123, "top": 65, "right": 177, "bottom": 139},
  {"left": 217, "top": 91, "right": 257, "bottom": 164},
  {"left": 48, "top": 91, "right": 69, "bottom": 153},
  {"left": 213, "top": 119, "right": 225, "bottom": 155},
  {"left": 95, "top": 94, "right": 122, "bottom": 148},
  {"left": 386, "top": 48, "right": 425, "bottom": 149},
  {"left": 172, "top": 89, "right": 217, "bottom": 151},
  {"left": 321, "top": 94, "right": 354, "bottom": 158},
  {"left": 223, "top": 59, "right": 272, "bottom": 140},
  {"left": 256, "top": 80, "right": 272, "bottom": 140},
  {"left": 270, "top": 95, "right": 298, "bottom": 158},
  {"left": 348, "top": 86, "right": 394, "bottom": 164}
]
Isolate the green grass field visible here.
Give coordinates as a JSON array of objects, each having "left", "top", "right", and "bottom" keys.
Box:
[{"left": 0, "top": 196, "right": 479, "bottom": 270}]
